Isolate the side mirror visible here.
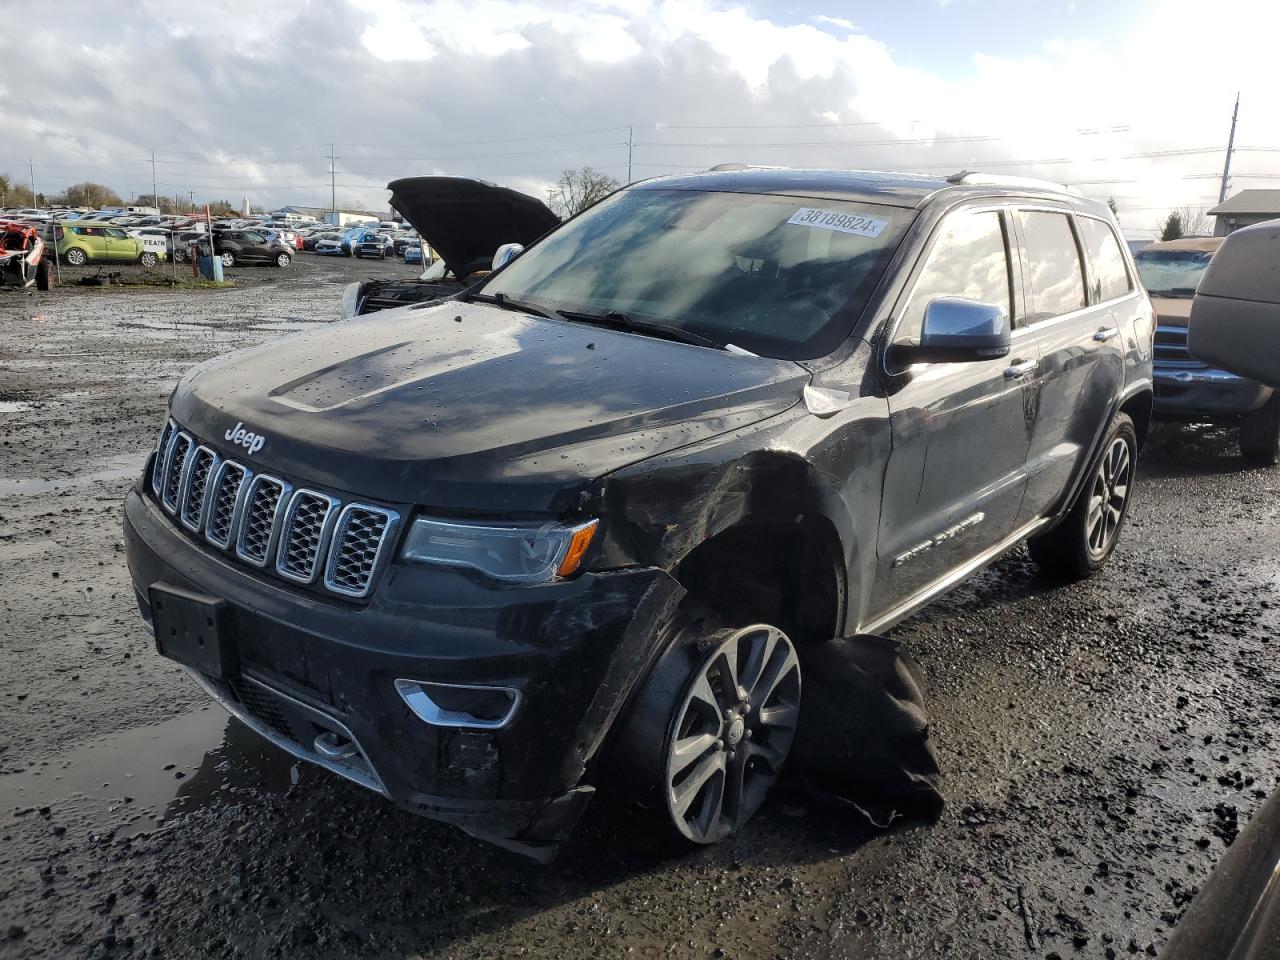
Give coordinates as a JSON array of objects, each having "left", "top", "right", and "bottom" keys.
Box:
[
  {"left": 897, "top": 297, "right": 1011, "bottom": 364},
  {"left": 1188, "top": 219, "right": 1280, "bottom": 388},
  {"left": 491, "top": 242, "right": 524, "bottom": 271}
]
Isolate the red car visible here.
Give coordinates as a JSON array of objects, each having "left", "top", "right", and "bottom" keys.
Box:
[{"left": 0, "top": 220, "right": 53, "bottom": 290}]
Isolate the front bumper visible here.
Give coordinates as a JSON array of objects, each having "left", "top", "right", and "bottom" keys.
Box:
[
  {"left": 123, "top": 487, "right": 681, "bottom": 855},
  {"left": 1152, "top": 365, "right": 1272, "bottom": 420}
]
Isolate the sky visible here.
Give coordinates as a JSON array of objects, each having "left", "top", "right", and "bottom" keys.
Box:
[{"left": 2, "top": 0, "right": 1277, "bottom": 239}]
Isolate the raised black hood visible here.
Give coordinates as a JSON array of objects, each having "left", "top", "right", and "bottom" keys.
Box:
[
  {"left": 387, "top": 177, "right": 561, "bottom": 279},
  {"left": 170, "top": 302, "right": 807, "bottom": 513}
]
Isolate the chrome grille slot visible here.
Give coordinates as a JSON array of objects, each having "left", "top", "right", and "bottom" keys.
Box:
[
  {"left": 235, "top": 475, "right": 291, "bottom": 568},
  {"left": 162, "top": 433, "right": 194, "bottom": 513},
  {"left": 205, "top": 461, "right": 249, "bottom": 549},
  {"left": 276, "top": 490, "right": 339, "bottom": 583},
  {"left": 179, "top": 446, "right": 220, "bottom": 532},
  {"left": 325, "top": 505, "right": 398, "bottom": 598},
  {"left": 150, "top": 420, "right": 176, "bottom": 496},
  {"left": 1153, "top": 324, "right": 1201, "bottom": 367}
]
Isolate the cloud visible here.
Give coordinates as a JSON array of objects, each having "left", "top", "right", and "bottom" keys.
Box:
[{"left": 0, "top": 0, "right": 1275, "bottom": 238}]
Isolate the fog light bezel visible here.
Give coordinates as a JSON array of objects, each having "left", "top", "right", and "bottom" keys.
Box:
[{"left": 394, "top": 678, "right": 522, "bottom": 730}]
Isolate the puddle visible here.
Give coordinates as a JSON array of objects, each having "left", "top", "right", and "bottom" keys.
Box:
[
  {"left": 0, "top": 705, "right": 294, "bottom": 838},
  {"left": 0, "top": 451, "right": 144, "bottom": 496},
  {"left": 0, "top": 400, "right": 34, "bottom": 413}
]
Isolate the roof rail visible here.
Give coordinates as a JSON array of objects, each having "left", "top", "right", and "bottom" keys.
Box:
[
  {"left": 947, "top": 170, "right": 1083, "bottom": 196},
  {"left": 708, "top": 163, "right": 790, "bottom": 172}
]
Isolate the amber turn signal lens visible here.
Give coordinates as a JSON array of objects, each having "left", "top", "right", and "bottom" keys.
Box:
[{"left": 557, "top": 520, "right": 599, "bottom": 578}]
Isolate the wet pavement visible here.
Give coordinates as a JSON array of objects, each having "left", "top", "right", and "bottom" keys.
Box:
[{"left": 2, "top": 258, "right": 1278, "bottom": 959}]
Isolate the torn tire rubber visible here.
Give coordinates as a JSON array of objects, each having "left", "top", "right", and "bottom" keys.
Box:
[
  {"left": 1029, "top": 411, "right": 1137, "bottom": 581},
  {"left": 1239, "top": 393, "right": 1280, "bottom": 466},
  {"left": 791, "top": 634, "right": 943, "bottom": 825},
  {"left": 617, "top": 619, "right": 801, "bottom": 845}
]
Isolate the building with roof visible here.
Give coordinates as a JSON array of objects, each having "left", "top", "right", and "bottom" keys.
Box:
[{"left": 1208, "top": 189, "right": 1280, "bottom": 236}]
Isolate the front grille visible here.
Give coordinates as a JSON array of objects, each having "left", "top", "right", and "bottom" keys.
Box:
[
  {"left": 1154, "top": 324, "right": 1202, "bottom": 367},
  {"left": 228, "top": 678, "right": 293, "bottom": 740},
  {"left": 151, "top": 424, "right": 399, "bottom": 599},
  {"left": 162, "top": 433, "right": 194, "bottom": 512},
  {"left": 150, "top": 420, "right": 175, "bottom": 495},
  {"left": 236, "top": 475, "right": 289, "bottom": 567},
  {"left": 179, "top": 446, "right": 219, "bottom": 531},
  {"left": 205, "top": 461, "right": 248, "bottom": 549},
  {"left": 276, "top": 491, "right": 337, "bottom": 583},
  {"left": 326, "top": 505, "right": 395, "bottom": 598}
]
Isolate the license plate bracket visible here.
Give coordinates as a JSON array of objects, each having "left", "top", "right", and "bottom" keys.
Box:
[{"left": 149, "top": 583, "right": 235, "bottom": 680}]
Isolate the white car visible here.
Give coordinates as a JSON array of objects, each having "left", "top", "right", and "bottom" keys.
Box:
[{"left": 127, "top": 228, "right": 170, "bottom": 262}]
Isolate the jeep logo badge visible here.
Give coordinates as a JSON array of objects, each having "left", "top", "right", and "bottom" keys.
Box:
[{"left": 224, "top": 421, "right": 266, "bottom": 456}]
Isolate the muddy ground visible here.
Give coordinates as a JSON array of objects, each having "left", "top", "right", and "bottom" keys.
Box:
[{"left": 2, "top": 254, "right": 1278, "bottom": 959}]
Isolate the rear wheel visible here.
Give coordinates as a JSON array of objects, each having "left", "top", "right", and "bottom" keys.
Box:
[
  {"left": 35, "top": 258, "right": 53, "bottom": 291},
  {"left": 618, "top": 620, "right": 801, "bottom": 845},
  {"left": 1030, "top": 412, "right": 1137, "bottom": 581},
  {"left": 1239, "top": 394, "right": 1280, "bottom": 466},
  {"left": 65, "top": 247, "right": 87, "bottom": 266},
  {"left": 220, "top": 251, "right": 235, "bottom": 268},
  {"left": 139, "top": 251, "right": 158, "bottom": 268}
]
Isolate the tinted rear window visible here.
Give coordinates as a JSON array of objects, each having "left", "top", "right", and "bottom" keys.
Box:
[
  {"left": 1018, "top": 211, "right": 1087, "bottom": 322},
  {"left": 1077, "top": 217, "right": 1132, "bottom": 302}
]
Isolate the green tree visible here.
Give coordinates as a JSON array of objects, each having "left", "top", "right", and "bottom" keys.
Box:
[
  {"left": 0, "top": 172, "right": 11, "bottom": 206},
  {"left": 1160, "top": 210, "right": 1185, "bottom": 242}
]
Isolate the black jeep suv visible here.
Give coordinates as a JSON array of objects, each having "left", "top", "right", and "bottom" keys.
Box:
[{"left": 124, "top": 168, "right": 1154, "bottom": 858}]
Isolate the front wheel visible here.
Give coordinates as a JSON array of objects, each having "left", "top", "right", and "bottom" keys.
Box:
[
  {"left": 220, "top": 252, "right": 235, "bottom": 268},
  {"left": 618, "top": 621, "right": 801, "bottom": 845},
  {"left": 139, "top": 251, "right": 158, "bottom": 268},
  {"left": 275, "top": 252, "right": 291, "bottom": 268},
  {"left": 1029, "top": 412, "right": 1138, "bottom": 581},
  {"left": 35, "top": 258, "right": 53, "bottom": 291},
  {"left": 1239, "top": 394, "right": 1280, "bottom": 466}
]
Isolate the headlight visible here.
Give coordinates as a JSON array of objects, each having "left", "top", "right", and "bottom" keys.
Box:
[
  {"left": 340, "top": 281, "right": 361, "bottom": 319},
  {"left": 400, "top": 517, "right": 598, "bottom": 583}
]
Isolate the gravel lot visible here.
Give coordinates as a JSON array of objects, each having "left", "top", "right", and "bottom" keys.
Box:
[{"left": 2, "top": 254, "right": 1278, "bottom": 959}]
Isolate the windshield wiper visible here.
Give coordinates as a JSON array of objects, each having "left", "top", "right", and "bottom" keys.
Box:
[
  {"left": 464, "top": 291, "right": 568, "bottom": 322},
  {"left": 556, "top": 308, "right": 725, "bottom": 350}
]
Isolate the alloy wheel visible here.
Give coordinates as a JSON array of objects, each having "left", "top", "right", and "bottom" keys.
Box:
[
  {"left": 1086, "top": 437, "right": 1131, "bottom": 558},
  {"left": 663, "top": 624, "right": 801, "bottom": 844}
]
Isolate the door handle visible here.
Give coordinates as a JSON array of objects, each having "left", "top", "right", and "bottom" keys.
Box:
[
  {"left": 1093, "top": 327, "right": 1119, "bottom": 342},
  {"left": 1003, "top": 359, "right": 1037, "bottom": 379}
]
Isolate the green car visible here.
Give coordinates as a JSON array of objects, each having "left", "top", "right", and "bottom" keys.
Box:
[{"left": 54, "top": 222, "right": 159, "bottom": 267}]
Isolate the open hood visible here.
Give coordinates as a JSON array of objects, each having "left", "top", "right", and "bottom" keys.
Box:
[{"left": 387, "top": 177, "right": 561, "bottom": 279}]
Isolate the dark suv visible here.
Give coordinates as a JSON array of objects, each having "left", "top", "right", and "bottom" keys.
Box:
[
  {"left": 123, "top": 169, "right": 1154, "bottom": 858},
  {"left": 213, "top": 228, "right": 293, "bottom": 268}
]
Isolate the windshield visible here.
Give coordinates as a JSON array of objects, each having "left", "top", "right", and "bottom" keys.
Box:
[
  {"left": 1133, "top": 249, "right": 1214, "bottom": 296},
  {"left": 478, "top": 187, "right": 912, "bottom": 359}
]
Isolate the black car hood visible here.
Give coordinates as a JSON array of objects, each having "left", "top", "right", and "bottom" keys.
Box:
[
  {"left": 387, "top": 177, "right": 560, "bottom": 279},
  {"left": 170, "top": 302, "right": 807, "bottom": 512}
]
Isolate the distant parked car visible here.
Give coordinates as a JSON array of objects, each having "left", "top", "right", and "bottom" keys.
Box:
[
  {"left": 213, "top": 229, "right": 293, "bottom": 268},
  {"left": 56, "top": 222, "right": 158, "bottom": 266},
  {"left": 1136, "top": 236, "right": 1280, "bottom": 463},
  {"left": 313, "top": 233, "right": 348, "bottom": 256},
  {"left": 353, "top": 231, "right": 393, "bottom": 259},
  {"left": 402, "top": 242, "right": 425, "bottom": 265},
  {"left": 126, "top": 227, "right": 171, "bottom": 262}
]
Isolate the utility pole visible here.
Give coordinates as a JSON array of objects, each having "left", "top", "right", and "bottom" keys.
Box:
[
  {"left": 329, "top": 144, "right": 336, "bottom": 220},
  {"left": 626, "top": 126, "right": 633, "bottom": 184},
  {"left": 27, "top": 157, "right": 36, "bottom": 210},
  {"left": 188, "top": 189, "right": 194, "bottom": 211},
  {"left": 150, "top": 149, "right": 158, "bottom": 209},
  {"left": 1218, "top": 92, "right": 1240, "bottom": 206}
]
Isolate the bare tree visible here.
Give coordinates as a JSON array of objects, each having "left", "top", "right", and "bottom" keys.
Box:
[
  {"left": 546, "top": 166, "right": 619, "bottom": 218},
  {"left": 0, "top": 173, "right": 11, "bottom": 206},
  {"left": 1177, "top": 205, "right": 1210, "bottom": 237},
  {"left": 1107, "top": 197, "right": 1119, "bottom": 215},
  {"left": 55, "top": 181, "right": 123, "bottom": 209}
]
